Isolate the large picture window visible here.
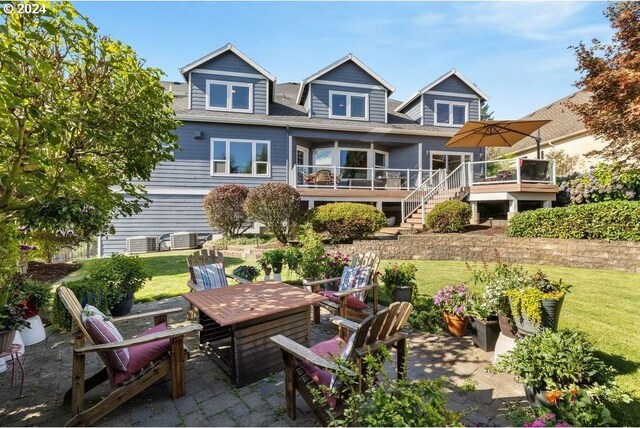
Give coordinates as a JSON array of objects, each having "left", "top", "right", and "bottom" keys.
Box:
[
  {"left": 206, "top": 80, "right": 253, "bottom": 113},
  {"left": 210, "top": 139, "right": 270, "bottom": 176},
  {"left": 434, "top": 101, "right": 467, "bottom": 126},
  {"left": 329, "top": 91, "right": 368, "bottom": 120}
]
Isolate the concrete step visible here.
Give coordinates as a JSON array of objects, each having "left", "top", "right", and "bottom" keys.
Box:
[{"left": 405, "top": 218, "right": 423, "bottom": 224}]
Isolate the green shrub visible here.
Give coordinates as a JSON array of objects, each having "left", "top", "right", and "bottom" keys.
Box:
[
  {"left": 293, "top": 224, "right": 326, "bottom": 280},
  {"left": 202, "top": 184, "right": 251, "bottom": 238},
  {"left": 311, "top": 203, "right": 386, "bottom": 243},
  {"left": 89, "top": 254, "right": 151, "bottom": 308},
  {"left": 0, "top": 222, "right": 19, "bottom": 283},
  {"left": 51, "top": 277, "right": 108, "bottom": 331},
  {"left": 507, "top": 201, "right": 640, "bottom": 241},
  {"left": 424, "top": 200, "right": 471, "bottom": 233},
  {"left": 407, "top": 294, "right": 447, "bottom": 334},
  {"left": 231, "top": 265, "right": 260, "bottom": 282},
  {"left": 244, "top": 183, "right": 301, "bottom": 244}
]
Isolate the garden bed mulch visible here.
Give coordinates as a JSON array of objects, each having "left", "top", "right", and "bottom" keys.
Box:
[
  {"left": 463, "top": 225, "right": 507, "bottom": 236},
  {"left": 21, "top": 261, "right": 80, "bottom": 283}
]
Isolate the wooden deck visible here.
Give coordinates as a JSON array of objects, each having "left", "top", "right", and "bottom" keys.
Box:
[
  {"left": 469, "top": 183, "right": 558, "bottom": 194},
  {"left": 183, "top": 282, "right": 325, "bottom": 327},
  {"left": 296, "top": 188, "right": 411, "bottom": 199}
]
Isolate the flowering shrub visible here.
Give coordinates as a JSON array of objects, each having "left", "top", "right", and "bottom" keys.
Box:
[
  {"left": 507, "top": 271, "right": 571, "bottom": 326},
  {"left": 319, "top": 252, "right": 350, "bottom": 279},
  {"left": 202, "top": 184, "right": 251, "bottom": 238},
  {"left": 544, "top": 388, "right": 615, "bottom": 427},
  {"left": 522, "top": 412, "right": 570, "bottom": 427},
  {"left": 433, "top": 284, "right": 472, "bottom": 317},
  {"left": 469, "top": 261, "right": 527, "bottom": 317},
  {"left": 558, "top": 163, "right": 640, "bottom": 205}
]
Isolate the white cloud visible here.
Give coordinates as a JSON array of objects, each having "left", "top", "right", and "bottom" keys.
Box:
[{"left": 452, "top": 2, "right": 606, "bottom": 42}]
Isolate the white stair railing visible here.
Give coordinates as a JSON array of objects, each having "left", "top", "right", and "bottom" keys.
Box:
[
  {"left": 402, "top": 163, "right": 469, "bottom": 223},
  {"left": 401, "top": 170, "right": 441, "bottom": 223}
]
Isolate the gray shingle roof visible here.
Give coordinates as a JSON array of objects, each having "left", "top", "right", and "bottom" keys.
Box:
[
  {"left": 164, "top": 81, "right": 454, "bottom": 134},
  {"left": 498, "top": 90, "right": 590, "bottom": 155}
]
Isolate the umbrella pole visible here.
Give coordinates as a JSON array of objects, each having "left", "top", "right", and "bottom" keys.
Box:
[{"left": 535, "top": 137, "right": 542, "bottom": 159}]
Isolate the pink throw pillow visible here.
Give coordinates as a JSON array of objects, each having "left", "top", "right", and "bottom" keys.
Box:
[
  {"left": 114, "top": 322, "right": 171, "bottom": 385},
  {"left": 82, "top": 305, "right": 129, "bottom": 372}
]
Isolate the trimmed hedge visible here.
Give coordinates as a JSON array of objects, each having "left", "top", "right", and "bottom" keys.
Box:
[
  {"left": 424, "top": 200, "right": 471, "bottom": 233},
  {"left": 311, "top": 202, "right": 387, "bottom": 242},
  {"left": 507, "top": 201, "right": 640, "bottom": 241}
]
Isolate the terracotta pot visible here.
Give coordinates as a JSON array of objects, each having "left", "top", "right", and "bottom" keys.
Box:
[
  {"left": 498, "top": 315, "right": 517, "bottom": 338},
  {"left": 442, "top": 312, "right": 469, "bottom": 337}
]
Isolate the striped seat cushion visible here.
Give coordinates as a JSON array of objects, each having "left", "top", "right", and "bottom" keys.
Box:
[
  {"left": 192, "top": 263, "right": 228, "bottom": 290},
  {"left": 338, "top": 266, "right": 371, "bottom": 301}
]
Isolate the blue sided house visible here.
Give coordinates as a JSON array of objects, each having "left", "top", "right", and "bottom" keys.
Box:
[{"left": 102, "top": 44, "right": 557, "bottom": 255}]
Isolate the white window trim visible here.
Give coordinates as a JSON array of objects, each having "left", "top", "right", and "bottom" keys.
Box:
[
  {"left": 210, "top": 138, "right": 270, "bottom": 177},
  {"left": 434, "top": 100, "right": 468, "bottom": 127},
  {"left": 328, "top": 90, "right": 369, "bottom": 121},
  {"left": 373, "top": 149, "right": 389, "bottom": 169},
  {"left": 205, "top": 79, "right": 253, "bottom": 113},
  {"left": 430, "top": 150, "right": 474, "bottom": 170},
  {"left": 296, "top": 146, "right": 309, "bottom": 165}
]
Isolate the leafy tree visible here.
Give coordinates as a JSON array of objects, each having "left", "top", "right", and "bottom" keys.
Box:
[
  {"left": 0, "top": 2, "right": 179, "bottom": 246},
  {"left": 244, "top": 183, "right": 301, "bottom": 244},
  {"left": 202, "top": 185, "right": 251, "bottom": 238},
  {"left": 480, "top": 102, "right": 495, "bottom": 121},
  {"left": 571, "top": 3, "right": 640, "bottom": 165}
]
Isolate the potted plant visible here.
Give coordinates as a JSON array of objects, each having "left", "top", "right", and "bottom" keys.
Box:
[
  {"left": 0, "top": 289, "right": 30, "bottom": 352},
  {"left": 8, "top": 278, "right": 52, "bottom": 346},
  {"left": 257, "top": 257, "right": 272, "bottom": 281},
  {"left": 380, "top": 262, "right": 418, "bottom": 303},
  {"left": 493, "top": 330, "right": 630, "bottom": 408},
  {"left": 433, "top": 284, "right": 472, "bottom": 337},
  {"left": 318, "top": 251, "right": 351, "bottom": 291},
  {"left": 89, "top": 254, "right": 151, "bottom": 316},
  {"left": 231, "top": 265, "right": 260, "bottom": 282},
  {"left": 262, "top": 249, "right": 287, "bottom": 281},
  {"left": 470, "top": 261, "right": 526, "bottom": 338},
  {"left": 507, "top": 271, "right": 571, "bottom": 336},
  {"left": 468, "top": 293, "right": 500, "bottom": 352}
]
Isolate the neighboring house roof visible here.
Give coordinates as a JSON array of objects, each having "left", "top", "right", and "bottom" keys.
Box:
[
  {"left": 296, "top": 54, "right": 396, "bottom": 105},
  {"left": 498, "top": 90, "right": 590, "bottom": 155},
  {"left": 166, "top": 81, "right": 455, "bottom": 136},
  {"left": 178, "top": 43, "right": 276, "bottom": 82},
  {"left": 395, "top": 69, "right": 489, "bottom": 113}
]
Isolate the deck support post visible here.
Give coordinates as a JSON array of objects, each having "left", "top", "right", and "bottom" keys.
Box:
[
  {"left": 543, "top": 200, "right": 552, "bottom": 208},
  {"left": 507, "top": 199, "right": 519, "bottom": 220},
  {"left": 470, "top": 201, "right": 480, "bottom": 225}
]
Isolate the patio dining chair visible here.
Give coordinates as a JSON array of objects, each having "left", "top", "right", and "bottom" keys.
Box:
[
  {"left": 270, "top": 301, "right": 413, "bottom": 425},
  {"left": 314, "top": 169, "right": 335, "bottom": 186},
  {"left": 304, "top": 252, "right": 381, "bottom": 339},
  {"left": 57, "top": 286, "right": 202, "bottom": 426}
]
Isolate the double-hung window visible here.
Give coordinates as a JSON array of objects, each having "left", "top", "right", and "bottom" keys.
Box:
[
  {"left": 206, "top": 80, "right": 253, "bottom": 113},
  {"left": 434, "top": 101, "right": 467, "bottom": 126},
  {"left": 329, "top": 91, "right": 368, "bottom": 120},
  {"left": 211, "top": 139, "right": 270, "bottom": 176}
]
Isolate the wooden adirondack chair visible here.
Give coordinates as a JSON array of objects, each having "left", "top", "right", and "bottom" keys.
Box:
[
  {"left": 271, "top": 301, "right": 413, "bottom": 426},
  {"left": 186, "top": 249, "right": 250, "bottom": 318},
  {"left": 57, "top": 286, "right": 202, "bottom": 427},
  {"left": 304, "top": 252, "right": 381, "bottom": 331}
]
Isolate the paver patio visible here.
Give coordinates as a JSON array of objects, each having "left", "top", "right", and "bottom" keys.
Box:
[{"left": 0, "top": 297, "right": 526, "bottom": 427}]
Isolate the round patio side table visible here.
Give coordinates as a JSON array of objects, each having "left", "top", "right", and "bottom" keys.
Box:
[{"left": 0, "top": 344, "right": 26, "bottom": 398}]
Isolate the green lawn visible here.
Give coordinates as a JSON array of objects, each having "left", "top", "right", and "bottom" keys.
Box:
[{"left": 77, "top": 253, "right": 640, "bottom": 422}]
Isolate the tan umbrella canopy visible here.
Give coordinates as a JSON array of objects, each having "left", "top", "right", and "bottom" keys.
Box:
[{"left": 446, "top": 120, "right": 551, "bottom": 158}]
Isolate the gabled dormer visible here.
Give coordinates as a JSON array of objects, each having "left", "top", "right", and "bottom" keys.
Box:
[
  {"left": 396, "top": 69, "right": 488, "bottom": 128},
  {"left": 297, "top": 54, "right": 395, "bottom": 123},
  {"left": 180, "top": 44, "right": 276, "bottom": 114}
]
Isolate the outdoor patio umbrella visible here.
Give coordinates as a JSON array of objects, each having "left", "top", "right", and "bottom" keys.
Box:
[{"left": 445, "top": 120, "right": 551, "bottom": 158}]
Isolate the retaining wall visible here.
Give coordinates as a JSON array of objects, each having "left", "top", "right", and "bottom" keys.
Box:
[{"left": 329, "top": 234, "right": 640, "bottom": 273}]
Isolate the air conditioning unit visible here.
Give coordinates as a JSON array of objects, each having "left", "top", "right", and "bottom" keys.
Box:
[
  {"left": 126, "top": 236, "right": 158, "bottom": 254},
  {"left": 170, "top": 232, "right": 198, "bottom": 250}
]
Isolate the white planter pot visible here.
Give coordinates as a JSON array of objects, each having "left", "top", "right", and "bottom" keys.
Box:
[
  {"left": 21, "top": 315, "right": 46, "bottom": 346},
  {"left": 273, "top": 273, "right": 282, "bottom": 281},
  {"left": 492, "top": 332, "right": 517, "bottom": 364}
]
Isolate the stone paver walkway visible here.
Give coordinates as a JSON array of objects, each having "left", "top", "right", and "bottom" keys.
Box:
[{"left": 0, "top": 297, "right": 526, "bottom": 426}]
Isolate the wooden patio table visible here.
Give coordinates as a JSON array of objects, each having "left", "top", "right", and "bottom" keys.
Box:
[{"left": 183, "top": 281, "right": 326, "bottom": 387}]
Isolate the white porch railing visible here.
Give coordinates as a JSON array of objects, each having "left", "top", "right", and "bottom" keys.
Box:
[
  {"left": 290, "top": 165, "right": 436, "bottom": 191},
  {"left": 402, "top": 164, "right": 469, "bottom": 223},
  {"left": 467, "top": 158, "right": 556, "bottom": 185}
]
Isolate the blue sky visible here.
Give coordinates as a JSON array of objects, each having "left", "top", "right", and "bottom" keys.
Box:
[{"left": 74, "top": 1, "right": 613, "bottom": 118}]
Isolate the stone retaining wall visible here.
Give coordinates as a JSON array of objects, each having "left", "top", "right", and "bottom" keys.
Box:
[{"left": 329, "top": 234, "right": 640, "bottom": 273}]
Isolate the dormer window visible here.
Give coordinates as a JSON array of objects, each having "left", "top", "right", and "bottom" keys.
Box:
[
  {"left": 435, "top": 100, "right": 467, "bottom": 126},
  {"left": 329, "top": 91, "right": 368, "bottom": 120},
  {"left": 206, "top": 80, "right": 253, "bottom": 113}
]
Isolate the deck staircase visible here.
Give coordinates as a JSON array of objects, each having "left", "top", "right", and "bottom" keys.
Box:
[{"left": 399, "top": 164, "right": 470, "bottom": 232}]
